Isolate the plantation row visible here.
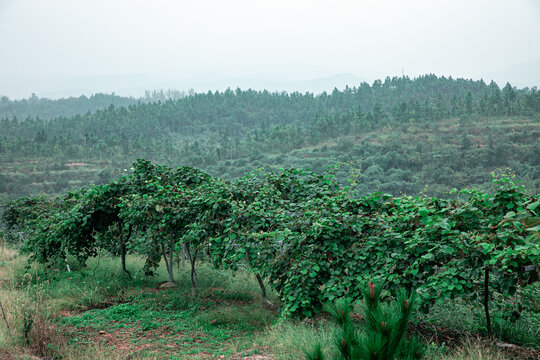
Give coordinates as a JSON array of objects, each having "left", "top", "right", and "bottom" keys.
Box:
[{"left": 1, "top": 160, "right": 539, "bottom": 333}]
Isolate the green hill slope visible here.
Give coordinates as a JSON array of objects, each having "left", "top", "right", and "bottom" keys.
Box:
[{"left": 1, "top": 75, "right": 539, "bottom": 198}]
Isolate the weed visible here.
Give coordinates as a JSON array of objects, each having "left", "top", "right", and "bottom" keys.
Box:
[
  {"left": 418, "top": 299, "right": 540, "bottom": 349},
  {"left": 428, "top": 339, "right": 510, "bottom": 360},
  {"left": 209, "top": 289, "right": 255, "bottom": 302},
  {"left": 195, "top": 303, "right": 275, "bottom": 331},
  {"left": 1, "top": 244, "right": 538, "bottom": 360}
]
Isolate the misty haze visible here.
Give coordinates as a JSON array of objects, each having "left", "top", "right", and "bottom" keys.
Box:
[{"left": 0, "top": 1, "right": 539, "bottom": 360}]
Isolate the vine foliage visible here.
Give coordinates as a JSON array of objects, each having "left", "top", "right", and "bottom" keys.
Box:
[{"left": 2, "top": 160, "right": 538, "bottom": 331}]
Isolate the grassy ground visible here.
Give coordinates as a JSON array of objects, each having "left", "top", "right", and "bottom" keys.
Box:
[{"left": 0, "top": 245, "right": 538, "bottom": 359}]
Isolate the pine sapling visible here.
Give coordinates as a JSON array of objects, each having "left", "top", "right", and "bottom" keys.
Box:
[{"left": 305, "top": 282, "right": 424, "bottom": 360}]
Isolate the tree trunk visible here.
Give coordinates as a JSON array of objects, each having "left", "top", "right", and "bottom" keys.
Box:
[
  {"left": 255, "top": 273, "right": 267, "bottom": 299},
  {"left": 181, "top": 243, "right": 186, "bottom": 271},
  {"left": 185, "top": 243, "right": 199, "bottom": 295},
  {"left": 120, "top": 227, "right": 131, "bottom": 278},
  {"left": 255, "top": 273, "right": 276, "bottom": 309},
  {"left": 120, "top": 237, "right": 128, "bottom": 277},
  {"left": 168, "top": 234, "right": 175, "bottom": 284},
  {"left": 484, "top": 267, "right": 492, "bottom": 337},
  {"left": 176, "top": 243, "right": 186, "bottom": 269},
  {"left": 161, "top": 243, "right": 170, "bottom": 276}
]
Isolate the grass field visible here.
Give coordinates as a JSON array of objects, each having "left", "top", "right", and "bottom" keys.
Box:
[{"left": 0, "top": 245, "right": 538, "bottom": 360}]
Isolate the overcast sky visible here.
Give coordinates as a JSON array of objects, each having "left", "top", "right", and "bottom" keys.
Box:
[{"left": 1, "top": 0, "right": 539, "bottom": 97}]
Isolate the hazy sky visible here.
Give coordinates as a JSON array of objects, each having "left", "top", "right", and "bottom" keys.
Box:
[{"left": 1, "top": 0, "right": 539, "bottom": 97}]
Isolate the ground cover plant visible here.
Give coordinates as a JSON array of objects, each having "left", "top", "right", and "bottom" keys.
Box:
[
  {"left": 0, "top": 249, "right": 278, "bottom": 359},
  {"left": 0, "top": 248, "right": 538, "bottom": 360}
]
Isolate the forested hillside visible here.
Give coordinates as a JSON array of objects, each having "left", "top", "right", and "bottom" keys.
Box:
[
  {"left": 0, "top": 93, "right": 140, "bottom": 120},
  {"left": 0, "top": 90, "right": 205, "bottom": 121},
  {"left": 1, "top": 75, "right": 539, "bottom": 198}
]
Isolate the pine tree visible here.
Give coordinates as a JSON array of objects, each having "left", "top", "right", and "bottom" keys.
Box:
[{"left": 305, "top": 283, "right": 424, "bottom": 360}]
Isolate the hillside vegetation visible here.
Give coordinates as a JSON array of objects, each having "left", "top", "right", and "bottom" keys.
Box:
[
  {"left": 0, "top": 93, "right": 140, "bottom": 120},
  {"left": 1, "top": 75, "right": 539, "bottom": 199}
]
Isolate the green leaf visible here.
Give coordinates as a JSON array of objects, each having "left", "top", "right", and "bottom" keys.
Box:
[
  {"left": 440, "top": 246, "right": 454, "bottom": 255},
  {"left": 479, "top": 243, "right": 495, "bottom": 252},
  {"left": 526, "top": 201, "right": 539, "bottom": 211}
]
